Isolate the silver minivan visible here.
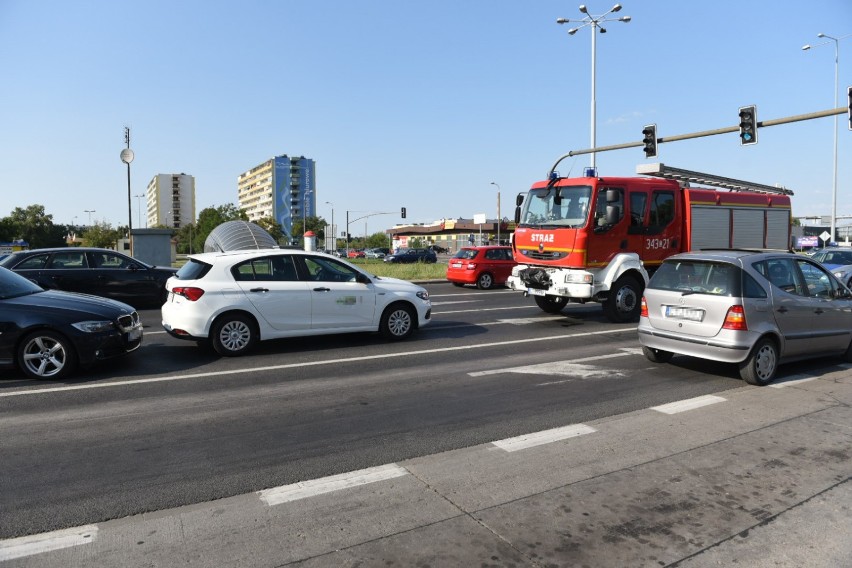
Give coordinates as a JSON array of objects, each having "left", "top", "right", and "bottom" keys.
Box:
[{"left": 638, "top": 250, "right": 852, "bottom": 385}]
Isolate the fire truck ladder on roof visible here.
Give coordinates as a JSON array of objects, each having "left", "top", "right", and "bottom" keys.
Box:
[{"left": 636, "top": 163, "right": 794, "bottom": 196}]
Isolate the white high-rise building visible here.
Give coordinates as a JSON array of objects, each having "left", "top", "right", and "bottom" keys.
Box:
[
  {"left": 237, "top": 155, "right": 315, "bottom": 243},
  {"left": 146, "top": 173, "right": 196, "bottom": 229}
]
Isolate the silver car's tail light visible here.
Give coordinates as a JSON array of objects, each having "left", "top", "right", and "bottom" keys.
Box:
[{"left": 722, "top": 305, "right": 747, "bottom": 331}]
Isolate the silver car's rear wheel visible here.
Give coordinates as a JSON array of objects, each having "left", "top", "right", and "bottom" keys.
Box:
[{"left": 739, "top": 337, "right": 778, "bottom": 386}]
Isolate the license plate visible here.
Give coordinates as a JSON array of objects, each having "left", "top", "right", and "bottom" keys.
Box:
[
  {"left": 527, "top": 288, "right": 547, "bottom": 297},
  {"left": 127, "top": 327, "right": 142, "bottom": 341},
  {"left": 665, "top": 306, "right": 704, "bottom": 321},
  {"left": 450, "top": 262, "right": 462, "bottom": 268}
]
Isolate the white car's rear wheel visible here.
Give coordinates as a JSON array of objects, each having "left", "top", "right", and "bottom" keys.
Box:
[{"left": 211, "top": 313, "right": 258, "bottom": 356}]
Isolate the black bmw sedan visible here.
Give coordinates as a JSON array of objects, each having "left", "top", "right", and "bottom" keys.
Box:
[
  {"left": 0, "top": 247, "right": 177, "bottom": 308},
  {"left": 0, "top": 267, "right": 143, "bottom": 379}
]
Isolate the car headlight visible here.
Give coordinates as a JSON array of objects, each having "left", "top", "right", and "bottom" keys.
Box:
[
  {"left": 72, "top": 320, "right": 116, "bottom": 333},
  {"left": 416, "top": 291, "right": 430, "bottom": 301}
]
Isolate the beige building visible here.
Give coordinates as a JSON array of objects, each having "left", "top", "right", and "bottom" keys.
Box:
[{"left": 146, "top": 173, "right": 196, "bottom": 229}]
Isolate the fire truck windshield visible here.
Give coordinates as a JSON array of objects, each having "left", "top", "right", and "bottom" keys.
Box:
[{"left": 520, "top": 185, "right": 592, "bottom": 228}]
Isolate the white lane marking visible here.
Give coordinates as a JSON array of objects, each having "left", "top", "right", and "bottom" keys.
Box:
[
  {"left": 428, "top": 290, "right": 516, "bottom": 299},
  {"left": 258, "top": 464, "right": 408, "bottom": 506},
  {"left": 469, "top": 348, "right": 642, "bottom": 378},
  {"left": 496, "top": 316, "right": 569, "bottom": 325},
  {"left": 2, "top": 329, "right": 631, "bottom": 398},
  {"left": 769, "top": 375, "right": 819, "bottom": 388},
  {"left": 0, "top": 525, "right": 98, "bottom": 561},
  {"left": 437, "top": 306, "right": 541, "bottom": 315},
  {"left": 492, "top": 424, "right": 596, "bottom": 452},
  {"left": 142, "top": 306, "right": 559, "bottom": 335},
  {"left": 651, "top": 395, "right": 726, "bottom": 415}
]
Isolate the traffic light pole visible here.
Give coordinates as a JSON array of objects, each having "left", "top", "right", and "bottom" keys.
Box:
[
  {"left": 345, "top": 211, "right": 396, "bottom": 255},
  {"left": 548, "top": 105, "right": 847, "bottom": 177}
]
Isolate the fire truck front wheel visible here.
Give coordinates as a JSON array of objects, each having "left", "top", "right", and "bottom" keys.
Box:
[
  {"left": 534, "top": 294, "right": 568, "bottom": 314},
  {"left": 604, "top": 275, "right": 642, "bottom": 323}
]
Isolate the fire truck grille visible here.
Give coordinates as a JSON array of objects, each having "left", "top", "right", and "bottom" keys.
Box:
[{"left": 521, "top": 250, "right": 568, "bottom": 261}]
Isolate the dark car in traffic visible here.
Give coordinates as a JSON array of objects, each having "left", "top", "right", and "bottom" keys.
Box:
[
  {"left": 383, "top": 248, "right": 438, "bottom": 264},
  {"left": 0, "top": 266, "right": 143, "bottom": 379},
  {"left": 0, "top": 247, "right": 177, "bottom": 308}
]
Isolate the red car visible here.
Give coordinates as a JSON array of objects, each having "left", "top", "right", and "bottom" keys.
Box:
[
  {"left": 347, "top": 250, "right": 366, "bottom": 258},
  {"left": 446, "top": 246, "right": 517, "bottom": 289}
]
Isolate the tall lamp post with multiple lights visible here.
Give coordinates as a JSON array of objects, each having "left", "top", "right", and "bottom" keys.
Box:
[
  {"left": 490, "top": 182, "right": 501, "bottom": 245},
  {"left": 120, "top": 127, "right": 134, "bottom": 252},
  {"left": 802, "top": 33, "right": 848, "bottom": 243},
  {"left": 557, "top": 4, "right": 631, "bottom": 174}
]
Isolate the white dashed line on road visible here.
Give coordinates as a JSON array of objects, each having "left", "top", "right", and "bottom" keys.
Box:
[{"left": 651, "top": 395, "right": 727, "bottom": 414}]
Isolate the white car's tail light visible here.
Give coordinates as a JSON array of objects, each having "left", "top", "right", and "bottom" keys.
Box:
[
  {"left": 173, "top": 287, "right": 205, "bottom": 301},
  {"left": 640, "top": 297, "right": 648, "bottom": 318}
]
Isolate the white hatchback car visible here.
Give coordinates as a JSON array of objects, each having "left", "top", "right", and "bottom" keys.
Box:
[{"left": 162, "top": 249, "right": 432, "bottom": 356}]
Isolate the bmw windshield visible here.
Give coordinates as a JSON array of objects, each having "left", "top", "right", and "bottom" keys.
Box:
[
  {"left": 0, "top": 266, "right": 44, "bottom": 299},
  {"left": 520, "top": 185, "right": 592, "bottom": 228}
]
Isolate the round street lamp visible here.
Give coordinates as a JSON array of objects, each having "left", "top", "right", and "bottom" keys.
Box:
[{"left": 557, "top": 4, "right": 631, "bottom": 173}]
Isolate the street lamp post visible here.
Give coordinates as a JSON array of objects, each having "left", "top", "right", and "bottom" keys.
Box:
[
  {"left": 557, "top": 4, "right": 631, "bottom": 174},
  {"left": 303, "top": 189, "right": 314, "bottom": 242},
  {"left": 120, "top": 127, "right": 135, "bottom": 254},
  {"left": 134, "top": 193, "right": 145, "bottom": 228},
  {"left": 490, "top": 182, "right": 501, "bottom": 245},
  {"left": 84, "top": 210, "right": 95, "bottom": 225},
  {"left": 325, "top": 201, "right": 335, "bottom": 251},
  {"left": 802, "top": 33, "right": 849, "bottom": 243}
]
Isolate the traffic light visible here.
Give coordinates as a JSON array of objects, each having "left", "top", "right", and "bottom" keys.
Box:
[
  {"left": 847, "top": 86, "right": 851, "bottom": 131},
  {"left": 642, "top": 124, "right": 657, "bottom": 158},
  {"left": 401, "top": 207, "right": 407, "bottom": 219},
  {"left": 738, "top": 105, "right": 757, "bottom": 145}
]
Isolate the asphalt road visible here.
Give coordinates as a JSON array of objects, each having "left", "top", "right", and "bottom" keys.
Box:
[{"left": 1, "top": 282, "right": 849, "bottom": 567}]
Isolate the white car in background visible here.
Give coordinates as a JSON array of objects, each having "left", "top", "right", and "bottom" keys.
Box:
[{"left": 162, "top": 249, "right": 431, "bottom": 356}]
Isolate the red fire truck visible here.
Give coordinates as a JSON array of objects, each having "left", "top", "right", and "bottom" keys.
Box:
[{"left": 506, "top": 163, "right": 793, "bottom": 322}]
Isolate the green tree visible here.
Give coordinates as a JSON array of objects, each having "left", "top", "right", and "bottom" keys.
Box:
[
  {"left": 256, "top": 217, "right": 284, "bottom": 245},
  {"left": 290, "top": 216, "right": 328, "bottom": 246},
  {"left": 365, "top": 231, "right": 391, "bottom": 249},
  {"left": 194, "top": 204, "right": 249, "bottom": 251},
  {"left": 174, "top": 223, "right": 199, "bottom": 254},
  {"left": 82, "top": 221, "right": 123, "bottom": 248},
  {"left": 2, "top": 204, "right": 65, "bottom": 248}
]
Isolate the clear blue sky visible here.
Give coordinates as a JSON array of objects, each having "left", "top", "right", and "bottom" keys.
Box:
[{"left": 1, "top": 0, "right": 849, "bottom": 232}]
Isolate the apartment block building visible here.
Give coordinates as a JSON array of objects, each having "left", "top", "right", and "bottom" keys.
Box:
[
  {"left": 146, "top": 173, "right": 196, "bottom": 229},
  {"left": 237, "top": 155, "right": 315, "bottom": 243}
]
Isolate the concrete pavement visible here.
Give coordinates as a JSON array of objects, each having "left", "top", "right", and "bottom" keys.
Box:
[{"left": 2, "top": 367, "right": 850, "bottom": 567}]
